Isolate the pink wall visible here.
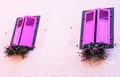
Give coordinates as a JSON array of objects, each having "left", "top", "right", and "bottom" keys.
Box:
[{"left": 0, "top": 0, "right": 120, "bottom": 77}]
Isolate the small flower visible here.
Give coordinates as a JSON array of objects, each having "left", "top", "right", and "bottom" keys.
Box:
[
  {"left": 97, "top": 54, "right": 101, "bottom": 56},
  {"left": 18, "top": 49, "right": 27, "bottom": 54},
  {"left": 102, "top": 57, "right": 106, "bottom": 60},
  {"left": 93, "top": 47, "right": 98, "bottom": 51},
  {"left": 81, "top": 51, "right": 86, "bottom": 55}
]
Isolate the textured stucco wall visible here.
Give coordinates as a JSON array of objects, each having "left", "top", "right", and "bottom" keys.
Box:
[{"left": 0, "top": 0, "right": 119, "bottom": 77}]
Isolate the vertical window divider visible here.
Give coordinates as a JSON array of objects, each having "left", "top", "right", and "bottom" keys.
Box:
[{"left": 94, "top": 10, "right": 97, "bottom": 43}]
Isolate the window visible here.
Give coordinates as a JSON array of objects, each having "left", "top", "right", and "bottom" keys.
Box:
[
  {"left": 11, "top": 16, "right": 40, "bottom": 48},
  {"left": 80, "top": 8, "right": 114, "bottom": 49}
]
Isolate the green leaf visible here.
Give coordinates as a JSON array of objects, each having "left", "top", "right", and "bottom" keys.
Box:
[
  {"left": 90, "top": 42, "right": 95, "bottom": 47},
  {"left": 84, "top": 44, "right": 88, "bottom": 48},
  {"left": 20, "top": 53, "right": 24, "bottom": 57},
  {"left": 12, "top": 50, "right": 16, "bottom": 54}
]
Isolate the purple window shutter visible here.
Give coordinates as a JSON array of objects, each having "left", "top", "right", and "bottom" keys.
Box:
[
  {"left": 12, "top": 18, "right": 23, "bottom": 45},
  {"left": 96, "top": 8, "right": 110, "bottom": 44},
  {"left": 82, "top": 10, "right": 96, "bottom": 45},
  {"left": 19, "top": 16, "right": 37, "bottom": 48}
]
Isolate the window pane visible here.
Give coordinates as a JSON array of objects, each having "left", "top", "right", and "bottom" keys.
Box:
[
  {"left": 18, "top": 19, "right": 23, "bottom": 27},
  {"left": 86, "top": 12, "right": 94, "bottom": 22},
  {"left": 99, "top": 10, "right": 108, "bottom": 20},
  {"left": 26, "top": 17, "right": 35, "bottom": 26}
]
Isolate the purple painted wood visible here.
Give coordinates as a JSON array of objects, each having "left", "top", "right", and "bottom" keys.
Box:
[
  {"left": 82, "top": 10, "right": 96, "bottom": 45},
  {"left": 12, "top": 18, "right": 23, "bottom": 45},
  {"left": 19, "top": 16, "right": 37, "bottom": 48},
  {"left": 96, "top": 8, "right": 110, "bottom": 44}
]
